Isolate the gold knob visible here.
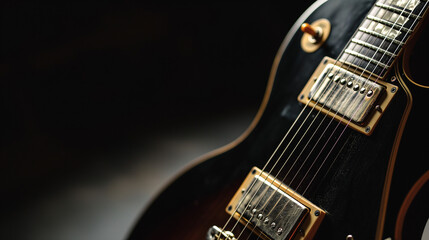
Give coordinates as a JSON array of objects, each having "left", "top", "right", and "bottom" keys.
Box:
[
  {"left": 301, "top": 23, "right": 319, "bottom": 38},
  {"left": 300, "top": 19, "right": 331, "bottom": 52}
]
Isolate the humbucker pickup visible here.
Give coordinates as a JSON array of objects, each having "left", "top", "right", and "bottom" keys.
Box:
[
  {"left": 225, "top": 167, "right": 325, "bottom": 240},
  {"left": 298, "top": 57, "right": 398, "bottom": 135},
  {"left": 309, "top": 64, "right": 385, "bottom": 124}
]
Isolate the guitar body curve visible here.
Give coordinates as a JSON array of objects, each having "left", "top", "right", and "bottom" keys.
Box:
[{"left": 128, "top": 0, "right": 428, "bottom": 239}]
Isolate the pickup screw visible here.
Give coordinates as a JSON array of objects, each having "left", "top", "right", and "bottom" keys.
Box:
[
  {"left": 264, "top": 217, "right": 269, "bottom": 224},
  {"left": 334, "top": 76, "right": 340, "bottom": 82},
  {"left": 277, "top": 228, "right": 283, "bottom": 235},
  {"left": 391, "top": 87, "right": 397, "bottom": 93},
  {"left": 375, "top": 105, "right": 382, "bottom": 112},
  {"left": 353, "top": 84, "right": 360, "bottom": 91},
  {"left": 346, "top": 235, "right": 354, "bottom": 240},
  {"left": 365, "top": 126, "right": 371, "bottom": 133},
  {"left": 271, "top": 222, "right": 276, "bottom": 229},
  {"left": 314, "top": 210, "right": 320, "bottom": 216}
]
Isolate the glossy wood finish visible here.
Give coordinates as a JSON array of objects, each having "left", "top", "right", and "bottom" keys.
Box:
[{"left": 128, "top": 0, "right": 429, "bottom": 239}]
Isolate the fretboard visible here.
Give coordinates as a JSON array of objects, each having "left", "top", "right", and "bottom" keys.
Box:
[{"left": 338, "top": 0, "right": 429, "bottom": 77}]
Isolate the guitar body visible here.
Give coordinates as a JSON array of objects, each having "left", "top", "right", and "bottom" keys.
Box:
[{"left": 128, "top": 0, "right": 429, "bottom": 239}]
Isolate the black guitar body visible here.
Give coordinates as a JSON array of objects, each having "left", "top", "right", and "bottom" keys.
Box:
[{"left": 128, "top": 0, "right": 429, "bottom": 239}]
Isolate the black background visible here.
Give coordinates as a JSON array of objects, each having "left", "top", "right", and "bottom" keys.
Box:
[{"left": 1, "top": 1, "right": 314, "bottom": 238}]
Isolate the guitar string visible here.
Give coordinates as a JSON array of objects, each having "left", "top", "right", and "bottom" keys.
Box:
[
  {"left": 267, "top": 0, "right": 425, "bottom": 231},
  {"left": 221, "top": 0, "right": 394, "bottom": 238},
  {"left": 268, "top": 0, "right": 423, "bottom": 227},
  {"left": 268, "top": 0, "right": 416, "bottom": 216},
  {"left": 227, "top": 66, "right": 346, "bottom": 240},
  {"left": 255, "top": 10, "right": 393, "bottom": 216},
  {"left": 300, "top": 0, "right": 428, "bottom": 196},
  {"left": 226, "top": 32, "right": 356, "bottom": 240},
  {"left": 295, "top": 0, "right": 424, "bottom": 196},
  {"left": 222, "top": 48, "right": 349, "bottom": 239},
  {"left": 217, "top": 0, "right": 422, "bottom": 237},
  {"left": 243, "top": 135, "right": 352, "bottom": 240},
  {"left": 241, "top": 66, "right": 352, "bottom": 237},
  {"left": 277, "top": 0, "right": 420, "bottom": 192},
  {"left": 215, "top": 1, "right": 352, "bottom": 237},
  {"left": 233, "top": 0, "right": 424, "bottom": 238},
  {"left": 224, "top": 1, "right": 391, "bottom": 238},
  {"left": 243, "top": 0, "right": 407, "bottom": 234}
]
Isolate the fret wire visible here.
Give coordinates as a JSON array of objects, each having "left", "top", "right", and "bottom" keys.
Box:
[
  {"left": 344, "top": 49, "right": 389, "bottom": 69},
  {"left": 366, "top": 15, "right": 413, "bottom": 33},
  {"left": 339, "top": 55, "right": 385, "bottom": 76},
  {"left": 351, "top": 38, "right": 397, "bottom": 58},
  {"left": 375, "top": 2, "right": 422, "bottom": 19},
  {"left": 224, "top": 1, "right": 429, "bottom": 239},
  {"left": 348, "top": 41, "right": 395, "bottom": 64},
  {"left": 339, "top": 0, "right": 428, "bottom": 78},
  {"left": 379, "top": 0, "right": 420, "bottom": 11},
  {"left": 341, "top": 51, "right": 389, "bottom": 71},
  {"left": 372, "top": 0, "right": 429, "bottom": 76},
  {"left": 358, "top": 27, "right": 404, "bottom": 46},
  {"left": 355, "top": 32, "right": 401, "bottom": 53},
  {"left": 301, "top": 0, "right": 429, "bottom": 212}
]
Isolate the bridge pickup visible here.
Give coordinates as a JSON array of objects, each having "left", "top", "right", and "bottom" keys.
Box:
[
  {"left": 226, "top": 167, "right": 325, "bottom": 240},
  {"left": 298, "top": 57, "right": 398, "bottom": 135}
]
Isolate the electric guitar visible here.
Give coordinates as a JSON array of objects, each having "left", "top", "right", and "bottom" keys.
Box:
[{"left": 128, "top": 0, "right": 429, "bottom": 239}]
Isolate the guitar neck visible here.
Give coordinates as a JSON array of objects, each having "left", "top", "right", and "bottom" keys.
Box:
[{"left": 338, "top": 0, "right": 429, "bottom": 78}]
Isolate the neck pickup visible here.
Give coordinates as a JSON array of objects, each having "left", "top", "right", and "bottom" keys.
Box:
[{"left": 298, "top": 57, "right": 398, "bottom": 136}]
